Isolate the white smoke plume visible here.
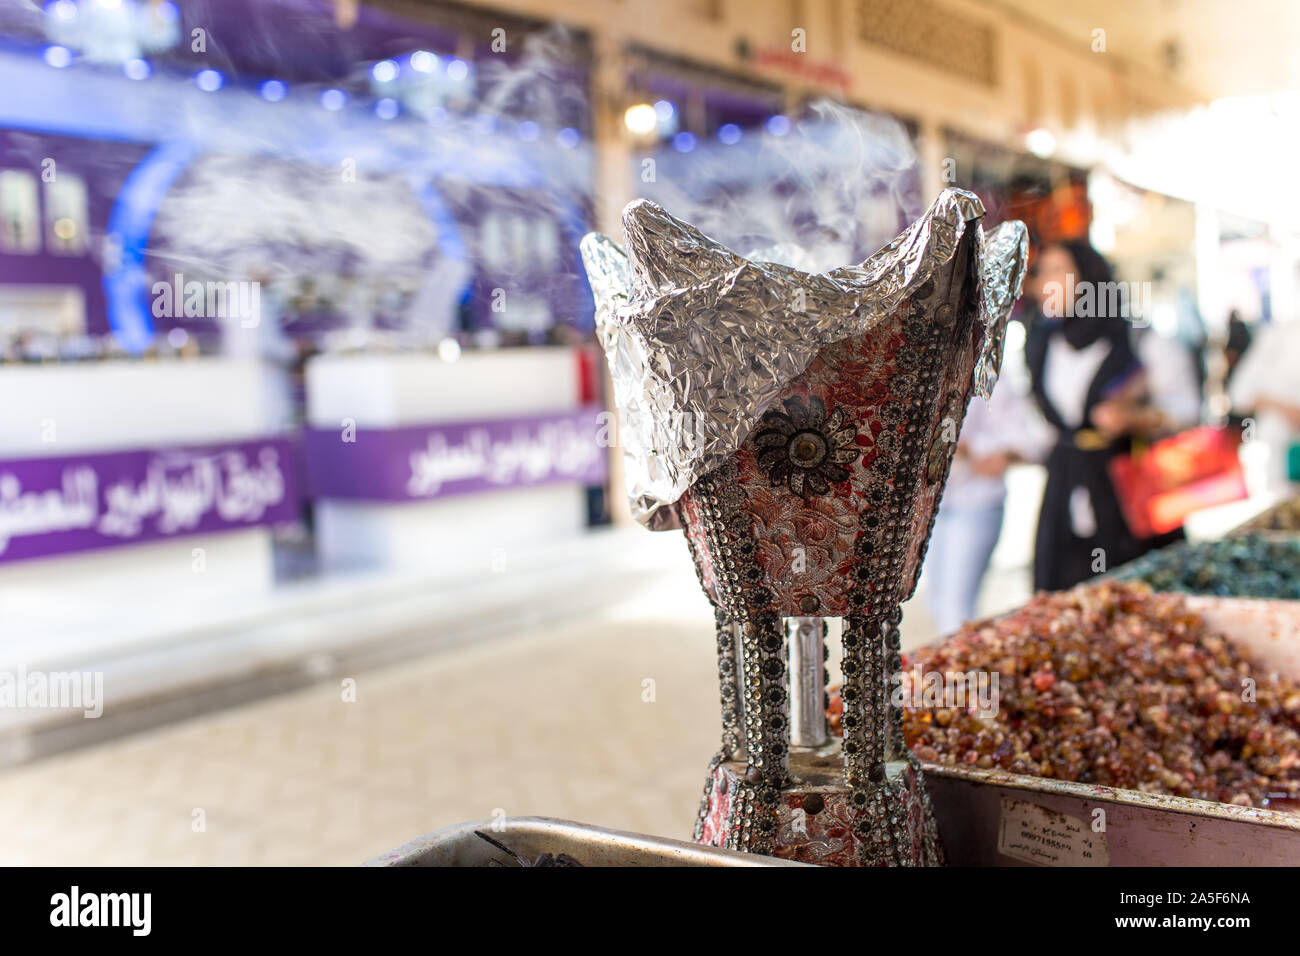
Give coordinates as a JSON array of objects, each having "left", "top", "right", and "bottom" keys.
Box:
[{"left": 637, "top": 98, "right": 922, "bottom": 274}]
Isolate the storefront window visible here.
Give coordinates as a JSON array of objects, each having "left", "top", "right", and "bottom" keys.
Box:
[
  {"left": 0, "top": 169, "right": 40, "bottom": 254},
  {"left": 43, "top": 172, "right": 88, "bottom": 255}
]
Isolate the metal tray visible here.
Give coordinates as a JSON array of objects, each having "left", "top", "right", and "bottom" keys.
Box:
[
  {"left": 364, "top": 816, "right": 810, "bottom": 867},
  {"left": 923, "top": 595, "right": 1300, "bottom": 865},
  {"left": 1228, "top": 494, "right": 1300, "bottom": 537}
]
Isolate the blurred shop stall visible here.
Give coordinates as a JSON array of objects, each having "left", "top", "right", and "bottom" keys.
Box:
[
  {"left": 942, "top": 128, "right": 1091, "bottom": 239},
  {"left": 0, "top": 0, "right": 613, "bottom": 632}
]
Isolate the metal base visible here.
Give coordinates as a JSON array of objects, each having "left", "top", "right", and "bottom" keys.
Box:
[
  {"left": 366, "top": 816, "right": 811, "bottom": 867},
  {"left": 696, "top": 747, "right": 944, "bottom": 866}
]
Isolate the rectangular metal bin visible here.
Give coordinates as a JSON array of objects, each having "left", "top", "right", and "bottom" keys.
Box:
[{"left": 923, "top": 595, "right": 1300, "bottom": 866}]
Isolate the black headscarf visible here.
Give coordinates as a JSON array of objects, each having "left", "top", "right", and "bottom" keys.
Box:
[
  {"left": 1047, "top": 239, "right": 1128, "bottom": 351},
  {"left": 1025, "top": 239, "right": 1140, "bottom": 432}
]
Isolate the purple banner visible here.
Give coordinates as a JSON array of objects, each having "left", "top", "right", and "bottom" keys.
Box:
[
  {"left": 303, "top": 405, "right": 609, "bottom": 502},
  {"left": 0, "top": 438, "right": 299, "bottom": 564}
]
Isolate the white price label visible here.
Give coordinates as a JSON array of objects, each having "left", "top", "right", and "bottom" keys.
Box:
[{"left": 997, "top": 798, "right": 1109, "bottom": 867}]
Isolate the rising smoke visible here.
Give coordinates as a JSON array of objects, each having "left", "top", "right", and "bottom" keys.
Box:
[{"left": 637, "top": 98, "right": 923, "bottom": 275}]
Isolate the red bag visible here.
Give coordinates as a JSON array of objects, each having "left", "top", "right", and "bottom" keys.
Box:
[{"left": 1108, "top": 426, "right": 1247, "bottom": 539}]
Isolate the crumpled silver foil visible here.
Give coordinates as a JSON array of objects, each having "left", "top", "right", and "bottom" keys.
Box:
[{"left": 581, "top": 187, "right": 1028, "bottom": 530}]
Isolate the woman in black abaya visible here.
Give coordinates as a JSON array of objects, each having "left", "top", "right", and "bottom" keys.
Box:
[{"left": 1025, "top": 240, "right": 1173, "bottom": 592}]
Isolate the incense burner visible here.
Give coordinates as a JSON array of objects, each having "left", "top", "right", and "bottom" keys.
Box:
[{"left": 582, "top": 189, "right": 1027, "bottom": 865}]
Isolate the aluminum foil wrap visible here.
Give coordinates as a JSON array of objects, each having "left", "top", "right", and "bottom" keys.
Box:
[{"left": 581, "top": 187, "right": 1028, "bottom": 530}]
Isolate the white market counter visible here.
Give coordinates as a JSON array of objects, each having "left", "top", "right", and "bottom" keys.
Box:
[
  {"left": 0, "top": 358, "right": 296, "bottom": 636},
  {"left": 303, "top": 348, "right": 605, "bottom": 575}
]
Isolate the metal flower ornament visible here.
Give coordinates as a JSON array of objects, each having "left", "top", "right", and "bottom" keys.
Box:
[
  {"left": 582, "top": 188, "right": 1028, "bottom": 865},
  {"left": 755, "top": 397, "right": 858, "bottom": 498}
]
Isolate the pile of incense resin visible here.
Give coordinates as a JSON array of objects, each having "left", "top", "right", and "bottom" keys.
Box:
[
  {"left": 829, "top": 582, "right": 1300, "bottom": 807},
  {"left": 1235, "top": 497, "right": 1300, "bottom": 534},
  {"left": 1110, "top": 535, "right": 1300, "bottom": 600}
]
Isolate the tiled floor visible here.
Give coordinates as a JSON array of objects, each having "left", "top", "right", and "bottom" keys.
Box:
[
  {"left": 0, "top": 572, "right": 725, "bottom": 866},
  {"left": 0, "top": 520, "right": 1033, "bottom": 866}
]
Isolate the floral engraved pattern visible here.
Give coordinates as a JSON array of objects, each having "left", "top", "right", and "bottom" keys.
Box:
[{"left": 754, "top": 396, "right": 859, "bottom": 497}]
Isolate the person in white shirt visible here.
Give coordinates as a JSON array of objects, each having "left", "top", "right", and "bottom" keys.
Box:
[
  {"left": 1134, "top": 326, "right": 1202, "bottom": 431},
  {"left": 922, "top": 367, "right": 1048, "bottom": 635},
  {"left": 1229, "top": 319, "right": 1300, "bottom": 493}
]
